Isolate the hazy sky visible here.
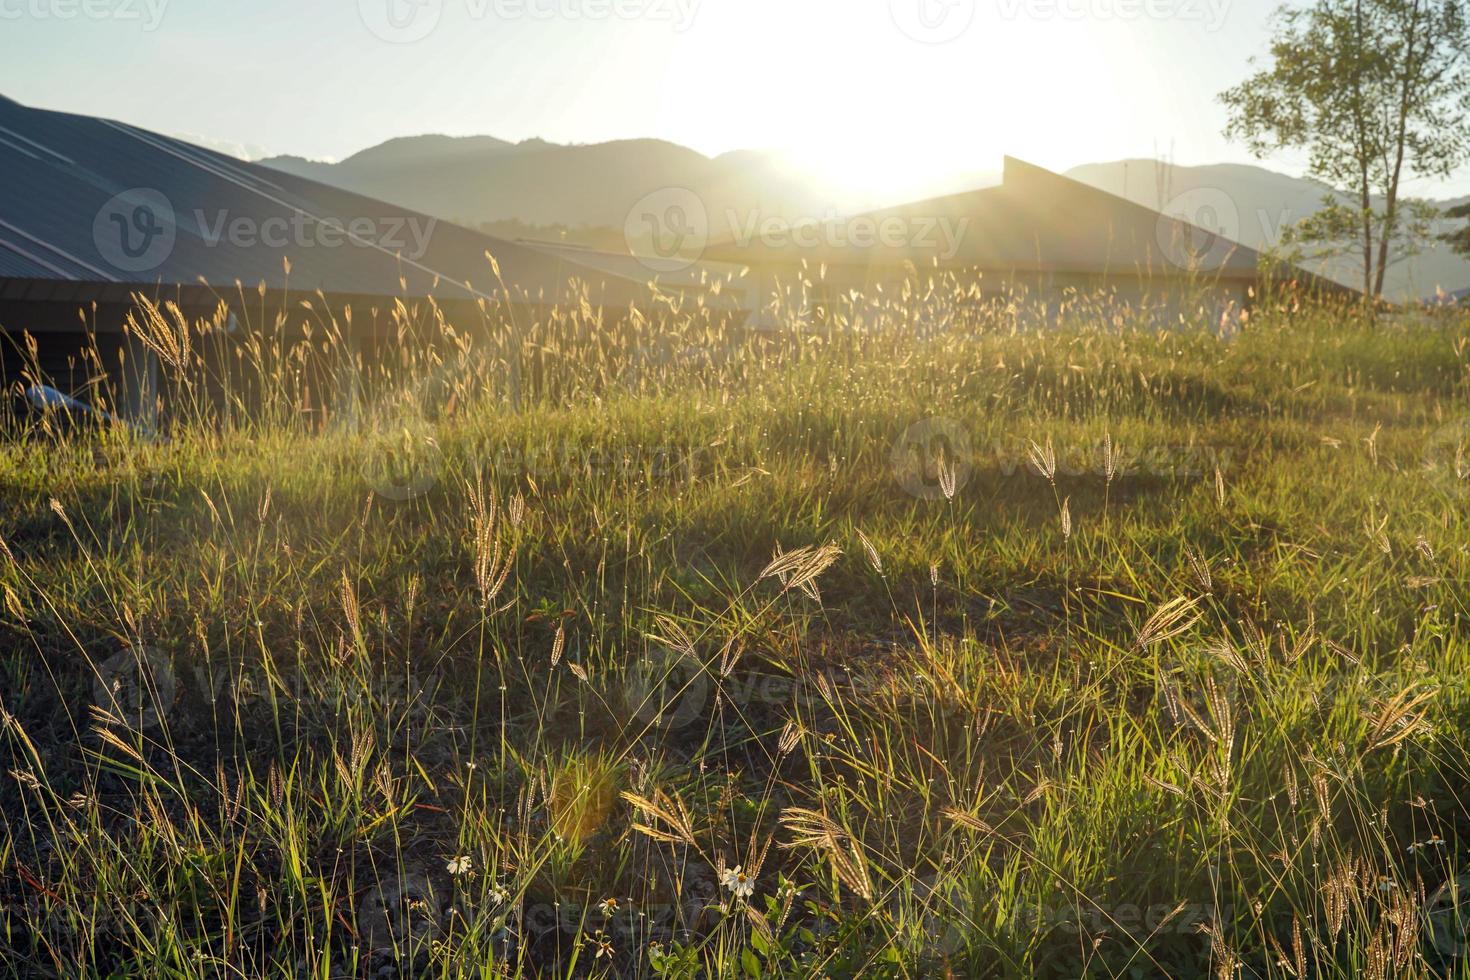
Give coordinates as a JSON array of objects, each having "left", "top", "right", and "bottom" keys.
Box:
[{"left": 2, "top": 0, "right": 1468, "bottom": 199}]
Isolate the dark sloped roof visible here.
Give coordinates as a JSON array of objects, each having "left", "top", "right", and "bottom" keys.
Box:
[
  {"left": 0, "top": 96, "right": 650, "bottom": 310},
  {"left": 706, "top": 157, "right": 1353, "bottom": 294}
]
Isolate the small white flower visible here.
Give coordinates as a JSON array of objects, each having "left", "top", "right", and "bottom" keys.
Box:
[
  {"left": 721, "top": 864, "right": 755, "bottom": 899},
  {"left": 446, "top": 855, "right": 473, "bottom": 876},
  {"left": 489, "top": 885, "right": 509, "bottom": 905}
]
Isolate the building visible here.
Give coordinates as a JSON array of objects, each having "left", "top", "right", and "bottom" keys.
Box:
[
  {"left": 0, "top": 97, "right": 1358, "bottom": 422},
  {"left": 0, "top": 95, "right": 674, "bottom": 420},
  {"left": 701, "top": 156, "right": 1354, "bottom": 329}
]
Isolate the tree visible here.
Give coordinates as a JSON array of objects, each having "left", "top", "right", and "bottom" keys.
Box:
[
  {"left": 1280, "top": 195, "right": 1441, "bottom": 273},
  {"left": 1220, "top": 0, "right": 1470, "bottom": 299},
  {"left": 1443, "top": 201, "right": 1470, "bottom": 257}
]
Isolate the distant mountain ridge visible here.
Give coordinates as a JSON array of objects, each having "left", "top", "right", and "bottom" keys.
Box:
[
  {"left": 259, "top": 136, "right": 916, "bottom": 235},
  {"left": 1066, "top": 159, "right": 1470, "bottom": 299},
  {"left": 258, "top": 137, "right": 1470, "bottom": 299}
]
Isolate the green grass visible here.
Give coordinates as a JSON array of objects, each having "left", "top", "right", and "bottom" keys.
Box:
[{"left": 4, "top": 284, "right": 1470, "bottom": 977}]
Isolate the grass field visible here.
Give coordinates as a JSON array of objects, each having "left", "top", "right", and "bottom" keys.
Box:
[{"left": 4, "top": 282, "right": 1470, "bottom": 977}]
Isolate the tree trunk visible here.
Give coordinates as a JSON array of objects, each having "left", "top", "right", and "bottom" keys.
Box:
[
  {"left": 1374, "top": 0, "right": 1424, "bottom": 297},
  {"left": 1360, "top": 186, "right": 1375, "bottom": 298},
  {"left": 1353, "top": 0, "right": 1377, "bottom": 301}
]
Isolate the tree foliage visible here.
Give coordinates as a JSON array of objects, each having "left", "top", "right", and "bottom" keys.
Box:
[
  {"left": 1282, "top": 196, "right": 1441, "bottom": 269},
  {"left": 1443, "top": 200, "right": 1470, "bottom": 258},
  {"left": 1221, "top": 0, "right": 1470, "bottom": 298}
]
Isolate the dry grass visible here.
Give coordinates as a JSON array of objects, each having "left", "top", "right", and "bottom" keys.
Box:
[{"left": 1, "top": 271, "right": 1469, "bottom": 977}]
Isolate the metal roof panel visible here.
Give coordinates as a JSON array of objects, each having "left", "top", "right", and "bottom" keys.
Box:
[{"left": 0, "top": 97, "right": 653, "bottom": 310}]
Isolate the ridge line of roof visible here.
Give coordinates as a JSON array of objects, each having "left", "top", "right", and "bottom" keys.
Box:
[
  {"left": 999, "top": 155, "right": 1265, "bottom": 263},
  {"left": 101, "top": 118, "right": 506, "bottom": 303}
]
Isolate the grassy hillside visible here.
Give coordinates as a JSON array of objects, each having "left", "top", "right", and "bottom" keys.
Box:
[{"left": 4, "top": 285, "right": 1470, "bottom": 977}]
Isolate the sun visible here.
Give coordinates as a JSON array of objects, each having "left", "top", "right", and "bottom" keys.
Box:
[
  {"left": 650, "top": 0, "right": 1115, "bottom": 209},
  {"left": 785, "top": 139, "right": 945, "bottom": 206}
]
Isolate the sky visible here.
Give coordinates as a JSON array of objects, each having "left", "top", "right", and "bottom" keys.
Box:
[{"left": 1, "top": 0, "right": 1467, "bottom": 200}]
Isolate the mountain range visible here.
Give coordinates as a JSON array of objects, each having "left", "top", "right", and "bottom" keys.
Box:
[
  {"left": 259, "top": 138, "right": 1470, "bottom": 299},
  {"left": 1072, "top": 159, "right": 1470, "bottom": 300},
  {"left": 260, "top": 138, "right": 918, "bottom": 236}
]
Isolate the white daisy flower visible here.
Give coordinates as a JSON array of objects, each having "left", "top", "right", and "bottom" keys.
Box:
[
  {"left": 446, "top": 855, "right": 473, "bottom": 876},
  {"left": 721, "top": 864, "right": 755, "bottom": 899}
]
